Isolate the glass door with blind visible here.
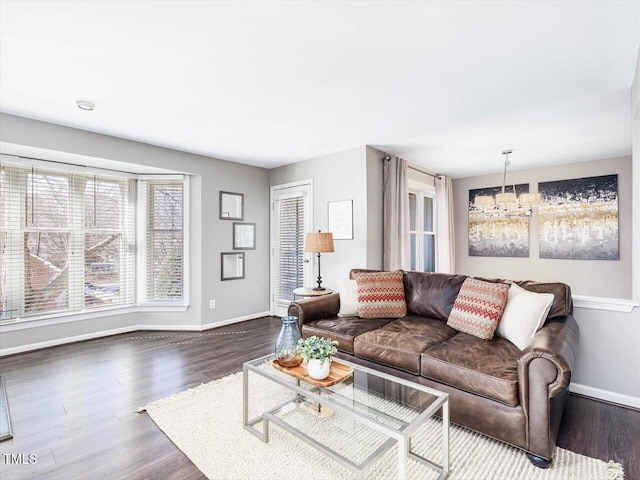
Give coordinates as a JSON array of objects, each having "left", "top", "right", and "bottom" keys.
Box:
[{"left": 270, "top": 182, "right": 312, "bottom": 317}]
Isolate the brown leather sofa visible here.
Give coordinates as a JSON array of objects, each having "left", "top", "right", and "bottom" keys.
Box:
[{"left": 288, "top": 269, "right": 580, "bottom": 468}]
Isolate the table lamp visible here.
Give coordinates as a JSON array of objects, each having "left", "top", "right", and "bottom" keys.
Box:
[{"left": 304, "top": 231, "right": 334, "bottom": 291}]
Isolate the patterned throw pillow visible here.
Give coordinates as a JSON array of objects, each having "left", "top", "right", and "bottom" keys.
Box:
[
  {"left": 447, "top": 278, "right": 509, "bottom": 339},
  {"left": 355, "top": 271, "right": 407, "bottom": 319}
]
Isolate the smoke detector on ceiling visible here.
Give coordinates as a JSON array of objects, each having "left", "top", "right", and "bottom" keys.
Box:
[{"left": 76, "top": 100, "right": 96, "bottom": 111}]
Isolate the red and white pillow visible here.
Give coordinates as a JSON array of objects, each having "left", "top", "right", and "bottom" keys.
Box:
[
  {"left": 354, "top": 271, "right": 406, "bottom": 319},
  {"left": 447, "top": 278, "right": 509, "bottom": 339}
]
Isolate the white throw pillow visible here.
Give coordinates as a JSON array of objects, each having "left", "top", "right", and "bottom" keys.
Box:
[
  {"left": 337, "top": 279, "right": 359, "bottom": 317},
  {"left": 496, "top": 283, "right": 554, "bottom": 350}
]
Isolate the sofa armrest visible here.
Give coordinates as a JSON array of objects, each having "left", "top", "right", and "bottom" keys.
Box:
[
  {"left": 288, "top": 293, "right": 340, "bottom": 330},
  {"left": 518, "top": 314, "right": 580, "bottom": 399},
  {"left": 517, "top": 314, "right": 580, "bottom": 458}
]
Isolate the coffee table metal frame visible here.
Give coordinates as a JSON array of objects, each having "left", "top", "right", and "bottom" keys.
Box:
[{"left": 243, "top": 354, "right": 449, "bottom": 480}]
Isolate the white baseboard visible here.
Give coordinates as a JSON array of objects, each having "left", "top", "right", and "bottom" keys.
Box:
[
  {"left": 570, "top": 382, "right": 640, "bottom": 409},
  {"left": 199, "top": 311, "right": 272, "bottom": 331},
  {"left": 142, "top": 311, "right": 272, "bottom": 332},
  {"left": 0, "top": 325, "right": 139, "bottom": 357},
  {"left": 0, "top": 311, "right": 272, "bottom": 356}
]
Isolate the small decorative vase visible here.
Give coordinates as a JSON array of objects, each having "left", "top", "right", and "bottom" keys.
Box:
[
  {"left": 275, "top": 316, "right": 302, "bottom": 367},
  {"left": 307, "top": 358, "right": 331, "bottom": 380}
]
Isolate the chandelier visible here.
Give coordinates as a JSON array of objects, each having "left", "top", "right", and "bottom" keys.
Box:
[{"left": 474, "top": 150, "right": 541, "bottom": 216}]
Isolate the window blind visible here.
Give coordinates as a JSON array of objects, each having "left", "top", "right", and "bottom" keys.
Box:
[
  {"left": 274, "top": 195, "right": 305, "bottom": 304},
  {"left": 140, "top": 181, "right": 184, "bottom": 303},
  {"left": 0, "top": 162, "right": 136, "bottom": 320}
]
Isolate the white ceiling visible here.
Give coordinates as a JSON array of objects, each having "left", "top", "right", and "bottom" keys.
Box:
[{"left": 0, "top": 1, "right": 638, "bottom": 178}]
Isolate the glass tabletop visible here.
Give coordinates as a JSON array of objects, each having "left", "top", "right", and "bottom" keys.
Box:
[{"left": 244, "top": 355, "right": 447, "bottom": 433}]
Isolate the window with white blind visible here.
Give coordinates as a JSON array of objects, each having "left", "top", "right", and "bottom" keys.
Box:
[
  {"left": 138, "top": 179, "right": 185, "bottom": 304},
  {"left": 409, "top": 184, "right": 436, "bottom": 273},
  {"left": 0, "top": 158, "right": 187, "bottom": 322},
  {"left": 0, "top": 163, "right": 136, "bottom": 320}
]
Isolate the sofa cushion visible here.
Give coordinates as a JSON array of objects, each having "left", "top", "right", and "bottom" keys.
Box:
[
  {"left": 420, "top": 332, "right": 521, "bottom": 406},
  {"left": 446, "top": 278, "right": 509, "bottom": 339},
  {"left": 302, "top": 317, "right": 395, "bottom": 354},
  {"left": 337, "top": 279, "right": 359, "bottom": 317},
  {"left": 355, "top": 270, "right": 407, "bottom": 319},
  {"left": 404, "top": 272, "right": 467, "bottom": 321},
  {"left": 496, "top": 283, "right": 554, "bottom": 350},
  {"left": 353, "top": 316, "right": 457, "bottom": 374}
]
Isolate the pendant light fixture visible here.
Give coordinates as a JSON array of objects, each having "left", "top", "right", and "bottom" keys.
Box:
[{"left": 474, "top": 150, "right": 541, "bottom": 216}]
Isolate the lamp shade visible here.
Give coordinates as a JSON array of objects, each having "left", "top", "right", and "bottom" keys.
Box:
[
  {"left": 496, "top": 192, "right": 518, "bottom": 209},
  {"left": 519, "top": 193, "right": 542, "bottom": 208},
  {"left": 474, "top": 195, "right": 495, "bottom": 210},
  {"left": 304, "top": 232, "right": 335, "bottom": 253}
]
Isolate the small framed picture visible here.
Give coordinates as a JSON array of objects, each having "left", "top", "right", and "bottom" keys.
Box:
[
  {"left": 221, "top": 252, "right": 245, "bottom": 280},
  {"left": 233, "top": 222, "right": 256, "bottom": 250},
  {"left": 328, "top": 200, "right": 353, "bottom": 240},
  {"left": 219, "top": 191, "right": 244, "bottom": 220}
]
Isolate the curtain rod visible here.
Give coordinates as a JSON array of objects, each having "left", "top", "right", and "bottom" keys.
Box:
[{"left": 383, "top": 155, "right": 442, "bottom": 179}]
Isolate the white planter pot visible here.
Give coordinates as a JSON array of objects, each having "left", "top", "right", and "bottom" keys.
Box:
[{"left": 307, "top": 358, "right": 331, "bottom": 380}]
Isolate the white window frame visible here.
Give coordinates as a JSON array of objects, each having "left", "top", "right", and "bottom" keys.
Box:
[
  {"left": 136, "top": 174, "right": 189, "bottom": 308},
  {"left": 409, "top": 180, "right": 436, "bottom": 273},
  {"left": 0, "top": 155, "right": 189, "bottom": 327}
]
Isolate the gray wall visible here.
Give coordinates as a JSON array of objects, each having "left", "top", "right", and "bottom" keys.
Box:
[
  {"left": 453, "top": 156, "right": 632, "bottom": 298},
  {"left": 365, "top": 146, "right": 385, "bottom": 270},
  {"left": 452, "top": 154, "right": 639, "bottom": 401},
  {"left": 571, "top": 306, "right": 639, "bottom": 399},
  {"left": 0, "top": 113, "right": 270, "bottom": 351},
  {"left": 269, "top": 146, "right": 385, "bottom": 289}
]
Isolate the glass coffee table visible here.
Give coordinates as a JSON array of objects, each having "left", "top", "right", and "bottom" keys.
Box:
[{"left": 243, "top": 354, "right": 449, "bottom": 480}]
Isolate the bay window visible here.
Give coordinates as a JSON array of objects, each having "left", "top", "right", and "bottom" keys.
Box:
[{"left": 0, "top": 157, "right": 186, "bottom": 322}]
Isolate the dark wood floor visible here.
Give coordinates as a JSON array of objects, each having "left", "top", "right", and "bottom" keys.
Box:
[{"left": 0, "top": 316, "right": 637, "bottom": 479}]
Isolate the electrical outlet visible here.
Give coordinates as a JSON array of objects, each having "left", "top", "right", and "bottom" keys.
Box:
[{"left": 209, "top": 299, "right": 216, "bottom": 309}]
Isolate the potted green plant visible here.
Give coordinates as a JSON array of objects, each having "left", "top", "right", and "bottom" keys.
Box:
[{"left": 296, "top": 336, "right": 338, "bottom": 380}]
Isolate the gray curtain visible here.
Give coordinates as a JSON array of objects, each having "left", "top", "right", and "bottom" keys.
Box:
[
  {"left": 435, "top": 175, "right": 455, "bottom": 274},
  {"left": 383, "top": 156, "right": 410, "bottom": 271}
]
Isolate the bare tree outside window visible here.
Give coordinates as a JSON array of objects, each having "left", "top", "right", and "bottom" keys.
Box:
[
  {"left": 2, "top": 164, "right": 182, "bottom": 320},
  {"left": 24, "top": 232, "right": 69, "bottom": 315},
  {"left": 2, "top": 166, "right": 135, "bottom": 319},
  {"left": 147, "top": 183, "right": 184, "bottom": 302},
  {"left": 84, "top": 178, "right": 123, "bottom": 306}
]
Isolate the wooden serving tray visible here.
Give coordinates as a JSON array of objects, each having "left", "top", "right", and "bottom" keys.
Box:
[{"left": 271, "top": 359, "right": 353, "bottom": 387}]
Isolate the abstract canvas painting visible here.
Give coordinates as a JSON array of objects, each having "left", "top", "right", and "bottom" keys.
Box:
[
  {"left": 538, "top": 174, "right": 618, "bottom": 260},
  {"left": 468, "top": 184, "right": 530, "bottom": 257}
]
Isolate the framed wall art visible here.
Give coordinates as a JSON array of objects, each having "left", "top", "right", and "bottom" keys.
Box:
[
  {"left": 468, "top": 184, "right": 530, "bottom": 257},
  {"left": 538, "top": 174, "right": 618, "bottom": 260},
  {"left": 328, "top": 200, "right": 353, "bottom": 240},
  {"left": 233, "top": 222, "right": 256, "bottom": 250},
  {"left": 221, "top": 252, "right": 245, "bottom": 280},
  {"left": 219, "top": 191, "right": 244, "bottom": 220}
]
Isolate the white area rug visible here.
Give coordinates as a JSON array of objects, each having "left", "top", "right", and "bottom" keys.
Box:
[{"left": 141, "top": 371, "right": 624, "bottom": 480}]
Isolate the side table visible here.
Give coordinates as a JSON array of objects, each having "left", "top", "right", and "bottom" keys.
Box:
[{"left": 293, "top": 287, "right": 334, "bottom": 300}]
